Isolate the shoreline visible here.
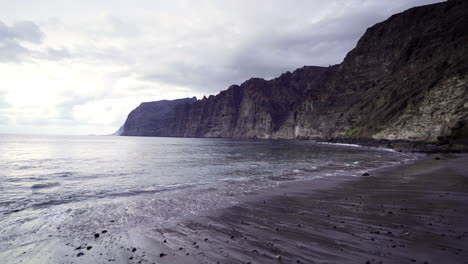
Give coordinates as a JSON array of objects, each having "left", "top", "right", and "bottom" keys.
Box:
[
  {"left": 5, "top": 151, "right": 467, "bottom": 263},
  {"left": 117, "top": 134, "right": 468, "bottom": 154},
  {"left": 124, "top": 153, "right": 468, "bottom": 263}
]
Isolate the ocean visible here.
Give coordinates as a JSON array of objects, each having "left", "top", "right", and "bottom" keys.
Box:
[{"left": 0, "top": 134, "right": 417, "bottom": 262}]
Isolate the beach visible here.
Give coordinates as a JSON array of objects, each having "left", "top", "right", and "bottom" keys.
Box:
[
  {"left": 125, "top": 153, "right": 468, "bottom": 264},
  {"left": 4, "top": 146, "right": 467, "bottom": 264}
]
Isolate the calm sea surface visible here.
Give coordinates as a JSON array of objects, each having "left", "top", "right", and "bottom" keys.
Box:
[{"left": 0, "top": 134, "right": 417, "bottom": 258}]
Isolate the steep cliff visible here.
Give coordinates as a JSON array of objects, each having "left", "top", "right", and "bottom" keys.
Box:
[
  {"left": 120, "top": 0, "right": 468, "bottom": 143},
  {"left": 120, "top": 97, "right": 197, "bottom": 136}
]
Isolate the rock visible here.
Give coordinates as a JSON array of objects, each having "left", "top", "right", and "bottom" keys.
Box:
[
  {"left": 132, "top": 248, "right": 137, "bottom": 252},
  {"left": 362, "top": 173, "right": 370, "bottom": 176},
  {"left": 435, "top": 157, "right": 441, "bottom": 160},
  {"left": 86, "top": 246, "right": 92, "bottom": 250},
  {"left": 159, "top": 253, "right": 166, "bottom": 258},
  {"left": 77, "top": 252, "right": 84, "bottom": 257},
  {"left": 94, "top": 233, "right": 99, "bottom": 238},
  {"left": 120, "top": 97, "right": 197, "bottom": 136},
  {"left": 102, "top": 230, "right": 107, "bottom": 234}
]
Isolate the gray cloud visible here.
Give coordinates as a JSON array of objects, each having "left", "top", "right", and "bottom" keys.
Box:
[
  {"left": 136, "top": 1, "right": 439, "bottom": 96},
  {"left": 0, "top": 20, "right": 44, "bottom": 62},
  {"left": 9, "top": 21, "right": 43, "bottom": 43},
  {"left": 0, "top": 20, "right": 71, "bottom": 62}
]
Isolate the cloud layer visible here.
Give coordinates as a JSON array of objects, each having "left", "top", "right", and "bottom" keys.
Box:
[{"left": 0, "top": 0, "right": 443, "bottom": 135}]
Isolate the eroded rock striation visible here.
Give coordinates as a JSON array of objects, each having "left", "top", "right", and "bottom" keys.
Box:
[
  {"left": 120, "top": 97, "right": 197, "bottom": 136},
  {"left": 119, "top": 0, "right": 468, "bottom": 143}
]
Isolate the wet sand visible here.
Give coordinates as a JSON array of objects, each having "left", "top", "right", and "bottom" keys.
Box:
[
  {"left": 150, "top": 154, "right": 468, "bottom": 263},
  {"left": 8, "top": 154, "right": 468, "bottom": 264}
]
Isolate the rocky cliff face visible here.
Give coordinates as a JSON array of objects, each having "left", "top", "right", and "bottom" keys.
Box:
[
  {"left": 120, "top": 97, "right": 197, "bottom": 136},
  {"left": 120, "top": 0, "right": 468, "bottom": 143}
]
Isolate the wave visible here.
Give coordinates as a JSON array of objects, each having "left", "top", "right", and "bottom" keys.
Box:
[{"left": 31, "top": 182, "right": 61, "bottom": 189}]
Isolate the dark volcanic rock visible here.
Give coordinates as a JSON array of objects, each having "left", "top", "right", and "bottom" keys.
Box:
[
  {"left": 120, "top": 97, "right": 197, "bottom": 136},
  {"left": 120, "top": 1, "right": 468, "bottom": 143}
]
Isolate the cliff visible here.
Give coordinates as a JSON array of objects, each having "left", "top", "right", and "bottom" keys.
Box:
[
  {"left": 120, "top": 97, "right": 197, "bottom": 136},
  {"left": 119, "top": 0, "right": 468, "bottom": 143}
]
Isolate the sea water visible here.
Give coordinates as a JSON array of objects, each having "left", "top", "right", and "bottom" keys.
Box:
[{"left": 0, "top": 134, "right": 416, "bottom": 261}]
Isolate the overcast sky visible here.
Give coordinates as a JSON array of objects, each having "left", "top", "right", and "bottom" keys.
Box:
[{"left": 0, "top": 0, "right": 443, "bottom": 135}]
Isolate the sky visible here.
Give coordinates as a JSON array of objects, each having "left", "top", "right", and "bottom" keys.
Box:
[{"left": 0, "top": 0, "right": 444, "bottom": 135}]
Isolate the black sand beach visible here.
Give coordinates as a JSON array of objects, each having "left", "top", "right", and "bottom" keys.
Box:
[
  {"left": 131, "top": 154, "right": 468, "bottom": 264},
  {"left": 10, "top": 153, "right": 468, "bottom": 264}
]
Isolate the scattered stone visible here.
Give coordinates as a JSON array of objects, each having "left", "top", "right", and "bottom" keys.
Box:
[
  {"left": 204, "top": 238, "right": 208, "bottom": 241},
  {"left": 163, "top": 240, "right": 167, "bottom": 243},
  {"left": 102, "top": 230, "right": 107, "bottom": 234},
  {"left": 362, "top": 173, "right": 370, "bottom": 176},
  {"left": 77, "top": 252, "right": 84, "bottom": 257},
  {"left": 435, "top": 157, "right": 440, "bottom": 160},
  {"left": 94, "top": 233, "right": 100, "bottom": 238},
  {"left": 75, "top": 246, "right": 82, "bottom": 250},
  {"left": 132, "top": 248, "right": 137, "bottom": 252},
  {"left": 86, "top": 246, "right": 92, "bottom": 250},
  {"left": 159, "top": 253, "right": 166, "bottom": 258}
]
